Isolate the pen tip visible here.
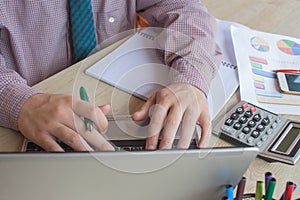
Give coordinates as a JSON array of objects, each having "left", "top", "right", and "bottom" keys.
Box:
[{"left": 87, "top": 123, "right": 93, "bottom": 132}]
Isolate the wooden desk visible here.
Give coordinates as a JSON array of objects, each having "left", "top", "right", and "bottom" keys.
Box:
[
  {"left": 204, "top": 0, "right": 300, "bottom": 198},
  {"left": 0, "top": 0, "right": 299, "bottom": 198}
]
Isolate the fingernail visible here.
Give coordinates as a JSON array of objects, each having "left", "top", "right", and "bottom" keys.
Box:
[
  {"left": 146, "top": 145, "right": 155, "bottom": 150},
  {"left": 107, "top": 145, "right": 115, "bottom": 151}
]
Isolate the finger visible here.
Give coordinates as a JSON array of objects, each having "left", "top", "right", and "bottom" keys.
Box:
[
  {"left": 176, "top": 109, "right": 198, "bottom": 149},
  {"left": 51, "top": 124, "right": 93, "bottom": 151},
  {"left": 197, "top": 110, "right": 212, "bottom": 148},
  {"left": 132, "top": 95, "right": 156, "bottom": 121},
  {"left": 72, "top": 99, "right": 108, "bottom": 133},
  {"left": 33, "top": 133, "right": 64, "bottom": 152},
  {"left": 145, "top": 103, "right": 168, "bottom": 150},
  {"left": 145, "top": 134, "right": 160, "bottom": 150},
  {"left": 71, "top": 114, "right": 115, "bottom": 151},
  {"left": 99, "top": 104, "right": 111, "bottom": 115},
  {"left": 81, "top": 129, "right": 115, "bottom": 151},
  {"left": 58, "top": 113, "right": 115, "bottom": 151},
  {"left": 159, "top": 106, "right": 182, "bottom": 149}
]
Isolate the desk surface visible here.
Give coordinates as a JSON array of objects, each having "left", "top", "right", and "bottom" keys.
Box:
[{"left": 1, "top": 0, "right": 300, "bottom": 198}]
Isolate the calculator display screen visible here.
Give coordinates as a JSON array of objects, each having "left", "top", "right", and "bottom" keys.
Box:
[{"left": 275, "top": 127, "right": 300, "bottom": 153}]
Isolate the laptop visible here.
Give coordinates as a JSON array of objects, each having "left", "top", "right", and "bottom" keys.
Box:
[{"left": 0, "top": 117, "right": 258, "bottom": 200}]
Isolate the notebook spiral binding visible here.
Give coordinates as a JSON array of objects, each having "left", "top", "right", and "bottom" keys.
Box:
[
  {"left": 221, "top": 61, "right": 237, "bottom": 70},
  {"left": 136, "top": 30, "right": 155, "bottom": 41}
]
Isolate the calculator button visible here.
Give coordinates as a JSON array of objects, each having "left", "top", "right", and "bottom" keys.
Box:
[
  {"left": 230, "top": 113, "right": 239, "bottom": 120},
  {"left": 233, "top": 122, "right": 242, "bottom": 130},
  {"left": 236, "top": 107, "right": 244, "bottom": 114},
  {"left": 253, "top": 114, "right": 261, "bottom": 122},
  {"left": 261, "top": 135, "right": 268, "bottom": 141},
  {"left": 275, "top": 118, "right": 282, "bottom": 124},
  {"left": 267, "top": 114, "right": 273, "bottom": 120},
  {"left": 256, "top": 124, "right": 265, "bottom": 132},
  {"left": 251, "top": 130, "right": 260, "bottom": 138},
  {"left": 267, "top": 129, "right": 273, "bottom": 135},
  {"left": 238, "top": 133, "right": 245, "bottom": 139},
  {"left": 242, "top": 103, "right": 248, "bottom": 109},
  {"left": 242, "top": 126, "right": 251, "bottom": 134},
  {"left": 225, "top": 118, "right": 234, "bottom": 126},
  {"left": 247, "top": 137, "right": 255, "bottom": 144},
  {"left": 271, "top": 123, "right": 278, "bottom": 129},
  {"left": 256, "top": 141, "right": 263, "bottom": 147},
  {"left": 261, "top": 118, "right": 270, "bottom": 126},
  {"left": 248, "top": 120, "right": 256, "bottom": 128},
  {"left": 239, "top": 116, "right": 248, "bottom": 124},
  {"left": 244, "top": 111, "right": 253, "bottom": 118},
  {"left": 221, "top": 125, "right": 237, "bottom": 135},
  {"left": 250, "top": 106, "right": 256, "bottom": 113}
]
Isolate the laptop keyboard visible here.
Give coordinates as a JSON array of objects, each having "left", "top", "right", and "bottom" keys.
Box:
[{"left": 24, "top": 139, "right": 198, "bottom": 152}]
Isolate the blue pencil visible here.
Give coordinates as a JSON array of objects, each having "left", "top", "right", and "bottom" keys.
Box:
[{"left": 265, "top": 172, "right": 273, "bottom": 195}]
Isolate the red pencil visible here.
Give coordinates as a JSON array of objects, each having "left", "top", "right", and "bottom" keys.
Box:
[
  {"left": 283, "top": 181, "right": 294, "bottom": 200},
  {"left": 274, "top": 69, "right": 300, "bottom": 74}
]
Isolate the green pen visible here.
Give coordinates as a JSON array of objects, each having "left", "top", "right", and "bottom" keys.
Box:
[
  {"left": 80, "top": 86, "right": 94, "bottom": 132},
  {"left": 265, "top": 178, "right": 276, "bottom": 200}
]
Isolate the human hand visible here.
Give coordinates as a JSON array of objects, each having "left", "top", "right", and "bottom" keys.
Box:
[
  {"left": 18, "top": 93, "right": 115, "bottom": 151},
  {"left": 132, "top": 83, "right": 211, "bottom": 149}
]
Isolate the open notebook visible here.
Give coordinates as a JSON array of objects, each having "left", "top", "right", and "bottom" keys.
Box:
[{"left": 86, "top": 20, "right": 242, "bottom": 120}]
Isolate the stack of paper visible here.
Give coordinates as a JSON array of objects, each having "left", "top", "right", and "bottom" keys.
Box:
[{"left": 231, "top": 25, "right": 300, "bottom": 115}]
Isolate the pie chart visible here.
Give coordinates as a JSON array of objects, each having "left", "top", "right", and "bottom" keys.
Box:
[
  {"left": 277, "top": 39, "right": 300, "bottom": 55},
  {"left": 250, "top": 37, "right": 269, "bottom": 52}
]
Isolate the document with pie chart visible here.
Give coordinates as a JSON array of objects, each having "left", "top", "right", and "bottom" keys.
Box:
[{"left": 231, "top": 26, "right": 300, "bottom": 115}]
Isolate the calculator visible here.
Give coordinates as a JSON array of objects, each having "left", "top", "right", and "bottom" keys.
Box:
[{"left": 213, "top": 101, "right": 300, "bottom": 165}]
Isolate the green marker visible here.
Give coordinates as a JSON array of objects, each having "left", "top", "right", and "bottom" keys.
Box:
[
  {"left": 80, "top": 86, "right": 93, "bottom": 131},
  {"left": 265, "top": 178, "right": 276, "bottom": 200}
]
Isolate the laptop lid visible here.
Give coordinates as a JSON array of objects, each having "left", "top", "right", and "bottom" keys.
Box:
[{"left": 0, "top": 147, "right": 258, "bottom": 200}]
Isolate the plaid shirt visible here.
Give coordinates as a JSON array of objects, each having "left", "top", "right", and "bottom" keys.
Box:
[{"left": 0, "top": 0, "right": 222, "bottom": 130}]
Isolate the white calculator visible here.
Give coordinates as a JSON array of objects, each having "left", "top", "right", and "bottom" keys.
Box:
[{"left": 213, "top": 101, "right": 300, "bottom": 165}]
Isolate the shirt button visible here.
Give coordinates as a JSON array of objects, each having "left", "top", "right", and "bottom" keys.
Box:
[{"left": 108, "top": 17, "right": 115, "bottom": 23}]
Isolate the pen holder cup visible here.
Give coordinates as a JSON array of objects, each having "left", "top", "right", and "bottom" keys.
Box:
[{"left": 241, "top": 193, "right": 275, "bottom": 200}]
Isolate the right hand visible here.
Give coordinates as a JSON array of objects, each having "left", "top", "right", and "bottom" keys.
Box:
[{"left": 18, "top": 93, "right": 115, "bottom": 152}]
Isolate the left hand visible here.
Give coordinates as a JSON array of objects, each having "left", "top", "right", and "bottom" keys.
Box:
[{"left": 132, "top": 83, "right": 211, "bottom": 149}]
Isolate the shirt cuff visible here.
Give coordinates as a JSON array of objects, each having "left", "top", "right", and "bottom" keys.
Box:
[{"left": 0, "top": 83, "right": 41, "bottom": 130}]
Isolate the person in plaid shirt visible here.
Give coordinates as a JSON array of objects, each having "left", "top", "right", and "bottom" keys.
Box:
[{"left": 0, "top": 0, "right": 222, "bottom": 151}]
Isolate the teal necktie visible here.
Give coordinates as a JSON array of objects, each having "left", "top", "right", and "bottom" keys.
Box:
[{"left": 69, "top": 0, "right": 96, "bottom": 63}]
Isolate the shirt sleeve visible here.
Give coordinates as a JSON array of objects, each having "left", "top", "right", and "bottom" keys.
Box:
[
  {"left": 0, "top": 54, "right": 41, "bottom": 130},
  {"left": 136, "top": 0, "right": 222, "bottom": 95}
]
